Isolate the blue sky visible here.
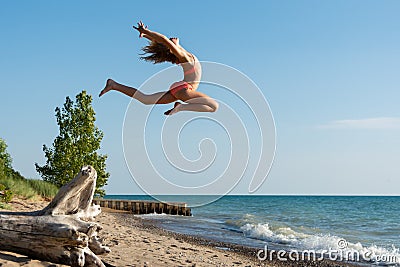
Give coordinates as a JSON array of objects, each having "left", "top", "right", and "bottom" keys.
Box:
[{"left": 1, "top": 1, "right": 399, "bottom": 195}]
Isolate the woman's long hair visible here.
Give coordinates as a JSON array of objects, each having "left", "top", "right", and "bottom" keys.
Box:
[{"left": 140, "top": 40, "right": 178, "bottom": 64}]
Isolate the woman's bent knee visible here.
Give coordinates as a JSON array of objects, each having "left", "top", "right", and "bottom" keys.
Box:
[{"left": 210, "top": 99, "right": 219, "bottom": 112}]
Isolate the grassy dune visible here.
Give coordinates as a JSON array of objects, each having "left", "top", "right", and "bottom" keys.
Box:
[{"left": 0, "top": 176, "right": 58, "bottom": 206}]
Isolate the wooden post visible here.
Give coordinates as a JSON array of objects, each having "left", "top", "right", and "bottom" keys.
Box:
[
  {"left": 160, "top": 203, "right": 165, "bottom": 214},
  {"left": 150, "top": 202, "right": 154, "bottom": 213},
  {"left": 135, "top": 202, "right": 140, "bottom": 214}
]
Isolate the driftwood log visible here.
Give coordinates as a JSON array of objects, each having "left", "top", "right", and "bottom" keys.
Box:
[{"left": 0, "top": 166, "right": 111, "bottom": 266}]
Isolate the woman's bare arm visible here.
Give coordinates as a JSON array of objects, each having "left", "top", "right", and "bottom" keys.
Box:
[{"left": 133, "top": 21, "right": 188, "bottom": 62}]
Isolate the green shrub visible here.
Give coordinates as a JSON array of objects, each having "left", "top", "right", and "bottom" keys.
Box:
[
  {"left": 3, "top": 190, "right": 13, "bottom": 203},
  {"left": 0, "top": 183, "right": 14, "bottom": 203},
  {"left": 0, "top": 201, "right": 11, "bottom": 209}
]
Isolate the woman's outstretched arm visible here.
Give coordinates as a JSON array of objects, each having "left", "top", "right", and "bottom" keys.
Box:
[{"left": 133, "top": 21, "right": 188, "bottom": 61}]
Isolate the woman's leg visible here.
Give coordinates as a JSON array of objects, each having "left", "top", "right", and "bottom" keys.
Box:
[
  {"left": 99, "top": 79, "right": 177, "bottom": 104},
  {"left": 164, "top": 89, "right": 219, "bottom": 115}
]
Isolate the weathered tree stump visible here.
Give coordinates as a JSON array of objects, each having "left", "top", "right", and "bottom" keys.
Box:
[{"left": 0, "top": 166, "right": 110, "bottom": 267}]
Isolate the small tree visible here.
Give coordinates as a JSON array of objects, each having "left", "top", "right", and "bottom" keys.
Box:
[
  {"left": 0, "top": 137, "right": 25, "bottom": 180},
  {"left": 0, "top": 138, "right": 13, "bottom": 178},
  {"left": 35, "top": 91, "right": 109, "bottom": 196},
  {"left": 0, "top": 158, "right": 5, "bottom": 180}
]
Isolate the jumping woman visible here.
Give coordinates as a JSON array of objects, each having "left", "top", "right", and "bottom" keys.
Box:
[{"left": 99, "top": 21, "right": 219, "bottom": 115}]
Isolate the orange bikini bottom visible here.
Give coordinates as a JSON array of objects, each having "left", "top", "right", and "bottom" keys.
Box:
[{"left": 169, "top": 81, "right": 193, "bottom": 97}]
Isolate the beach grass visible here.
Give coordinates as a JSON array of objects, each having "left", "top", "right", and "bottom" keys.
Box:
[
  {"left": 26, "top": 179, "right": 59, "bottom": 199},
  {"left": 0, "top": 177, "right": 58, "bottom": 201}
]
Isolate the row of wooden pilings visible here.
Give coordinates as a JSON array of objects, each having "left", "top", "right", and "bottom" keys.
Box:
[{"left": 93, "top": 199, "right": 192, "bottom": 216}]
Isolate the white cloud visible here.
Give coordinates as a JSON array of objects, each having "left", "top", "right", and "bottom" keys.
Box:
[{"left": 319, "top": 117, "right": 400, "bottom": 130}]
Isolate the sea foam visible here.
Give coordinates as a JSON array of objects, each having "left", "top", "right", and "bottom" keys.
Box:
[{"left": 240, "top": 223, "right": 400, "bottom": 265}]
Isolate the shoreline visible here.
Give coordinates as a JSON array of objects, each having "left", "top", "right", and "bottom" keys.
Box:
[
  {"left": 118, "top": 213, "right": 364, "bottom": 267},
  {"left": 1, "top": 200, "right": 363, "bottom": 267}
]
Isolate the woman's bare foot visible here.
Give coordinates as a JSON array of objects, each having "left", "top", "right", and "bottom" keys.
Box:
[
  {"left": 99, "top": 79, "right": 116, "bottom": 97},
  {"left": 164, "top": 102, "right": 181, "bottom": 115}
]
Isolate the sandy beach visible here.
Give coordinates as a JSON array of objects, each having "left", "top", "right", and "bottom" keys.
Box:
[{"left": 0, "top": 199, "right": 360, "bottom": 267}]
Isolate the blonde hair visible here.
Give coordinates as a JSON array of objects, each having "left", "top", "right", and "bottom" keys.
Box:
[{"left": 140, "top": 39, "right": 178, "bottom": 64}]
